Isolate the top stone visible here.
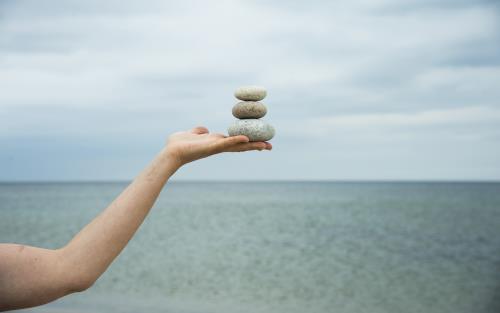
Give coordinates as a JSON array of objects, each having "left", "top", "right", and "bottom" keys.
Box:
[{"left": 234, "top": 86, "right": 267, "bottom": 101}]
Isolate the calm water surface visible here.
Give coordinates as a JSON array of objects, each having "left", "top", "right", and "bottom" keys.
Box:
[{"left": 1, "top": 182, "right": 500, "bottom": 313}]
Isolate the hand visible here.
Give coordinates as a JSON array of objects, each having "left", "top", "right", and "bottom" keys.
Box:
[{"left": 165, "top": 126, "right": 272, "bottom": 166}]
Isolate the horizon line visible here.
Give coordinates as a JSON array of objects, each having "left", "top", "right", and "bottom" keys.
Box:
[{"left": 1, "top": 179, "right": 500, "bottom": 184}]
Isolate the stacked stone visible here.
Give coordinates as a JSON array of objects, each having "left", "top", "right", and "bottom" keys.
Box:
[{"left": 227, "top": 86, "right": 275, "bottom": 142}]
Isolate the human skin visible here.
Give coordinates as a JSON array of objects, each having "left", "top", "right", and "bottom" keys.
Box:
[{"left": 0, "top": 126, "right": 272, "bottom": 311}]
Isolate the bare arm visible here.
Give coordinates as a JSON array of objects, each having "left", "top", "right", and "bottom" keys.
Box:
[{"left": 0, "top": 127, "right": 271, "bottom": 311}]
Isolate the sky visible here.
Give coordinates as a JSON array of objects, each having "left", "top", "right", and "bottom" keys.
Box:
[{"left": 1, "top": 0, "right": 500, "bottom": 181}]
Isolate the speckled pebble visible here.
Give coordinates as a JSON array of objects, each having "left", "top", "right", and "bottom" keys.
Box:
[
  {"left": 234, "top": 86, "right": 267, "bottom": 101},
  {"left": 232, "top": 101, "right": 267, "bottom": 119},
  {"left": 228, "top": 119, "right": 275, "bottom": 142}
]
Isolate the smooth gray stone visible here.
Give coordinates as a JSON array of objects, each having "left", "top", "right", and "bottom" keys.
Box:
[
  {"left": 228, "top": 119, "right": 275, "bottom": 142},
  {"left": 232, "top": 101, "right": 267, "bottom": 119},
  {"left": 234, "top": 86, "right": 267, "bottom": 101}
]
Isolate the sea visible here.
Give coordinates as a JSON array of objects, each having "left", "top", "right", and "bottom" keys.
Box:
[{"left": 1, "top": 181, "right": 499, "bottom": 313}]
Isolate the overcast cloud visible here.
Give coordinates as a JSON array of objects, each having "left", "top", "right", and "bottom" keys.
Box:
[{"left": 1, "top": 0, "right": 499, "bottom": 181}]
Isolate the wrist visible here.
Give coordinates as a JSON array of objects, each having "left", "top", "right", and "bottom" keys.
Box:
[{"left": 160, "top": 147, "right": 184, "bottom": 171}]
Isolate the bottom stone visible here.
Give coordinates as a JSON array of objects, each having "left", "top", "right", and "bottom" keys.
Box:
[{"left": 228, "top": 119, "right": 275, "bottom": 142}]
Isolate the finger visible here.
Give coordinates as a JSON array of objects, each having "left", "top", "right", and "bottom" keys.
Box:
[
  {"left": 212, "top": 135, "right": 249, "bottom": 152},
  {"left": 240, "top": 141, "right": 271, "bottom": 151},
  {"left": 211, "top": 133, "right": 226, "bottom": 139},
  {"left": 223, "top": 135, "right": 250, "bottom": 145},
  {"left": 226, "top": 142, "right": 268, "bottom": 152},
  {"left": 190, "top": 126, "right": 209, "bottom": 135}
]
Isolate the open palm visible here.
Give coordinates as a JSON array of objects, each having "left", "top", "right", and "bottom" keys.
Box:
[{"left": 166, "top": 126, "right": 272, "bottom": 165}]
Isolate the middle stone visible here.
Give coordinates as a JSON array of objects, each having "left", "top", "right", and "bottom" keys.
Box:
[{"left": 232, "top": 101, "right": 267, "bottom": 119}]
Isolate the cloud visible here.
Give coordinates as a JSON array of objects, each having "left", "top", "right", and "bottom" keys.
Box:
[
  {"left": 291, "top": 107, "right": 500, "bottom": 137},
  {"left": 0, "top": 0, "right": 499, "bottom": 180}
]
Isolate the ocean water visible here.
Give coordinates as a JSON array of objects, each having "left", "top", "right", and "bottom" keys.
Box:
[{"left": 1, "top": 181, "right": 500, "bottom": 313}]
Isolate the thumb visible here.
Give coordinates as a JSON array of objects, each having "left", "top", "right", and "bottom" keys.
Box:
[{"left": 190, "top": 126, "right": 209, "bottom": 135}]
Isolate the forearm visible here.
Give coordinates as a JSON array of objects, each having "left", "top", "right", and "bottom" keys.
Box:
[
  {"left": 0, "top": 149, "right": 180, "bottom": 311},
  {"left": 60, "top": 148, "right": 180, "bottom": 289}
]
